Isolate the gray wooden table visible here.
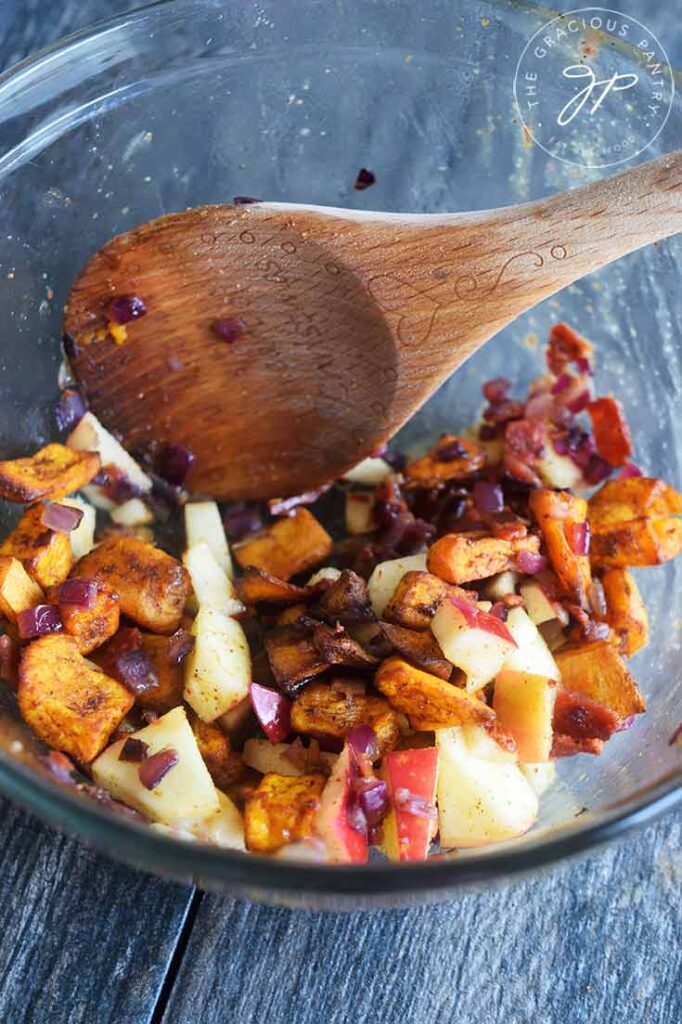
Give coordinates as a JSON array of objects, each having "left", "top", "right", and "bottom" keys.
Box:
[{"left": 0, "top": 3, "right": 680, "bottom": 1023}]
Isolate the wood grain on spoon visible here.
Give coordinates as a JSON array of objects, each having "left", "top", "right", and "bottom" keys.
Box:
[{"left": 65, "top": 150, "right": 681, "bottom": 500}]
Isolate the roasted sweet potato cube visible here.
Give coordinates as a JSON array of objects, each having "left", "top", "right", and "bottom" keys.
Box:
[
  {"left": 275, "top": 603, "right": 308, "bottom": 627},
  {"left": 235, "top": 567, "right": 313, "bottom": 605},
  {"left": 554, "top": 640, "right": 645, "bottom": 719},
  {"left": 589, "top": 517, "right": 682, "bottom": 569},
  {"left": 18, "top": 634, "right": 134, "bottom": 762},
  {"left": 382, "top": 571, "right": 451, "bottom": 630},
  {"left": 546, "top": 322, "right": 593, "bottom": 375},
  {"left": 264, "top": 624, "right": 329, "bottom": 694},
  {"left": 189, "top": 713, "right": 244, "bottom": 789},
  {"left": 75, "top": 536, "right": 190, "bottom": 633},
  {"left": 588, "top": 477, "right": 682, "bottom": 528},
  {"left": 586, "top": 398, "right": 633, "bottom": 467},
  {"left": 0, "top": 504, "right": 73, "bottom": 589},
  {"left": 379, "top": 622, "right": 452, "bottom": 680},
  {"left": 233, "top": 508, "right": 332, "bottom": 581},
  {"left": 311, "top": 622, "right": 378, "bottom": 668},
  {"left": 427, "top": 532, "right": 540, "bottom": 585},
  {"left": 291, "top": 681, "right": 403, "bottom": 753},
  {"left": 245, "top": 772, "right": 326, "bottom": 853},
  {"left": 405, "top": 435, "right": 486, "bottom": 486},
  {"left": 49, "top": 579, "right": 120, "bottom": 654},
  {"left": 0, "top": 443, "right": 100, "bottom": 503},
  {"left": 93, "top": 627, "right": 187, "bottom": 712},
  {"left": 374, "top": 656, "right": 495, "bottom": 731},
  {"left": 529, "top": 489, "right": 592, "bottom": 605},
  {"left": 601, "top": 568, "right": 648, "bottom": 657},
  {"left": 0, "top": 556, "right": 44, "bottom": 622},
  {"left": 315, "top": 570, "right": 374, "bottom": 626}
]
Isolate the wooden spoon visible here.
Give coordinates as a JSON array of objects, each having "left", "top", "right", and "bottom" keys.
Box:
[{"left": 64, "top": 150, "right": 681, "bottom": 500}]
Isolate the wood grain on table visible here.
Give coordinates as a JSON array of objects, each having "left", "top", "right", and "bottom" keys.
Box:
[{"left": 0, "top": 3, "right": 680, "bottom": 1024}]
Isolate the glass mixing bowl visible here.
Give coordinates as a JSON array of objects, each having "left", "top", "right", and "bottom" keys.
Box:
[{"left": 0, "top": 0, "right": 679, "bottom": 909}]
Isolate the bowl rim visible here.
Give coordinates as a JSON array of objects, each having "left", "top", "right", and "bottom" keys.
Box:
[{"left": 0, "top": 0, "right": 680, "bottom": 896}]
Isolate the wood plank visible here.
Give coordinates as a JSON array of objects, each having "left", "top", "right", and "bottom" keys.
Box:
[
  {"left": 162, "top": 815, "right": 682, "bottom": 1024},
  {"left": 0, "top": 797, "right": 193, "bottom": 1024}
]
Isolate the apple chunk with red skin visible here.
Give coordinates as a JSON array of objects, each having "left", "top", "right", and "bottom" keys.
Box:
[
  {"left": 493, "top": 669, "right": 557, "bottom": 763},
  {"left": 315, "top": 744, "right": 368, "bottom": 864},
  {"left": 249, "top": 682, "right": 292, "bottom": 744},
  {"left": 380, "top": 747, "right": 439, "bottom": 862},
  {"left": 431, "top": 595, "right": 517, "bottom": 692}
]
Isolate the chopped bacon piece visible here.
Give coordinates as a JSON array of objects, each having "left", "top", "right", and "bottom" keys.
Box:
[
  {"left": 546, "top": 323, "right": 593, "bottom": 376},
  {"left": 503, "top": 418, "right": 545, "bottom": 486}
]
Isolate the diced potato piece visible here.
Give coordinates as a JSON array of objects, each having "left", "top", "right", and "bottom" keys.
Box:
[
  {"left": 233, "top": 508, "right": 332, "bottom": 581},
  {"left": 375, "top": 656, "right": 494, "bottom": 731},
  {"left": 529, "top": 489, "right": 592, "bottom": 605},
  {"left": 436, "top": 725, "right": 538, "bottom": 848},
  {"left": 493, "top": 669, "right": 556, "bottom": 762},
  {"left": 59, "top": 497, "right": 96, "bottom": 559},
  {"left": 589, "top": 516, "right": 682, "bottom": 569},
  {"left": 68, "top": 412, "right": 152, "bottom": 495},
  {"left": 184, "top": 501, "right": 233, "bottom": 578},
  {"left": 184, "top": 607, "right": 251, "bottom": 721},
  {"left": 243, "top": 738, "right": 336, "bottom": 778},
  {"left": 0, "top": 504, "right": 73, "bottom": 588},
  {"left": 405, "top": 436, "right": 486, "bottom": 486},
  {"left": 189, "top": 713, "right": 244, "bottom": 789},
  {"left": 345, "top": 492, "right": 376, "bottom": 535},
  {"left": 367, "top": 553, "right": 428, "bottom": 617},
  {"left": 0, "top": 443, "right": 100, "bottom": 503},
  {"left": 554, "top": 640, "right": 645, "bottom": 719},
  {"left": 235, "top": 566, "right": 312, "bottom": 606},
  {"left": 245, "top": 772, "right": 326, "bottom": 853},
  {"left": 342, "top": 457, "right": 393, "bottom": 486},
  {"left": 110, "top": 498, "right": 154, "bottom": 527},
  {"left": 502, "top": 607, "right": 559, "bottom": 680},
  {"left": 75, "top": 535, "right": 190, "bottom": 633},
  {"left": 601, "top": 568, "right": 648, "bottom": 657},
  {"left": 588, "top": 477, "right": 682, "bottom": 528},
  {"left": 91, "top": 706, "right": 220, "bottom": 824},
  {"left": 586, "top": 397, "right": 633, "bottom": 467},
  {"left": 291, "top": 681, "right": 403, "bottom": 753},
  {"left": 382, "top": 570, "right": 451, "bottom": 630},
  {"left": 50, "top": 579, "right": 120, "bottom": 654},
  {"left": 427, "top": 532, "right": 541, "bottom": 585},
  {"left": 0, "top": 556, "right": 44, "bottom": 622},
  {"left": 379, "top": 622, "right": 452, "bottom": 680},
  {"left": 18, "top": 634, "right": 133, "bottom": 763},
  {"left": 264, "top": 624, "right": 328, "bottom": 693},
  {"left": 183, "top": 541, "right": 244, "bottom": 616}
]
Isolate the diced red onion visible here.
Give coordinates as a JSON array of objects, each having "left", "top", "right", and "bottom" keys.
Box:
[
  {"left": 57, "top": 578, "right": 98, "bottom": 610},
  {"left": 233, "top": 195, "right": 261, "bottom": 205},
  {"left": 40, "top": 750, "right": 76, "bottom": 785},
  {"left": 0, "top": 634, "right": 19, "bottom": 689},
  {"left": 107, "top": 294, "right": 147, "bottom": 324},
  {"left": 167, "top": 629, "right": 195, "bottom": 665},
  {"left": 354, "top": 778, "right": 389, "bottom": 826},
  {"left": 436, "top": 439, "right": 468, "bottom": 462},
  {"left": 353, "top": 168, "right": 376, "bottom": 191},
  {"left": 394, "top": 787, "right": 438, "bottom": 821},
  {"left": 268, "top": 486, "right": 330, "bottom": 517},
  {"left": 551, "top": 373, "right": 573, "bottom": 395},
  {"left": 55, "top": 389, "right": 87, "bottom": 432},
  {"left": 115, "top": 648, "right": 158, "bottom": 695},
  {"left": 222, "top": 501, "right": 263, "bottom": 541},
  {"left": 565, "top": 521, "right": 590, "bottom": 556},
  {"left": 138, "top": 748, "right": 178, "bottom": 790},
  {"left": 347, "top": 724, "right": 380, "bottom": 762},
  {"left": 119, "top": 737, "right": 149, "bottom": 763},
  {"left": 619, "top": 462, "right": 643, "bottom": 479},
  {"left": 41, "top": 503, "right": 84, "bottom": 533},
  {"left": 588, "top": 579, "right": 607, "bottom": 618},
  {"left": 565, "top": 389, "right": 591, "bottom": 414},
  {"left": 583, "top": 455, "right": 612, "bottom": 485},
  {"left": 515, "top": 550, "right": 547, "bottom": 575},
  {"left": 490, "top": 602, "right": 509, "bottom": 622},
  {"left": 473, "top": 481, "right": 504, "bottom": 515},
  {"left": 346, "top": 800, "right": 368, "bottom": 835},
  {"left": 330, "top": 678, "right": 367, "bottom": 698},
  {"left": 250, "top": 682, "right": 292, "bottom": 744},
  {"left": 94, "top": 465, "right": 143, "bottom": 504},
  {"left": 482, "top": 377, "right": 511, "bottom": 403},
  {"left": 17, "top": 604, "right": 63, "bottom": 640},
  {"left": 576, "top": 357, "right": 593, "bottom": 376},
  {"left": 524, "top": 392, "right": 556, "bottom": 420},
  {"left": 211, "top": 317, "right": 246, "bottom": 343},
  {"left": 155, "top": 443, "right": 195, "bottom": 487}
]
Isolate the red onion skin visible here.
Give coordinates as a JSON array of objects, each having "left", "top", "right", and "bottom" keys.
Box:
[
  {"left": 115, "top": 648, "right": 159, "bottom": 696},
  {"left": 138, "top": 748, "right": 179, "bottom": 790},
  {"left": 347, "top": 724, "right": 380, "bottom": 762},
  {"left": 354, "top": 779, "right": 389, "bottom": 827},
  {"left": 250, "top": 683, "right": 292, "bottom": 744},
  {"left": 17, "top": 605, "right": 63, "bottom": 640},
  {"left": 516, "top": 550, "right": 548, "bottom": 575},
  {"left": 473, "top": 481, "right": 504, "bottom": 515}
]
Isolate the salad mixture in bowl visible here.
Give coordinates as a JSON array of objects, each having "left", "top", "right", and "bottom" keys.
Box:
[{"left": 0, "top": 320, "right": 679, "bottom": 864}]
